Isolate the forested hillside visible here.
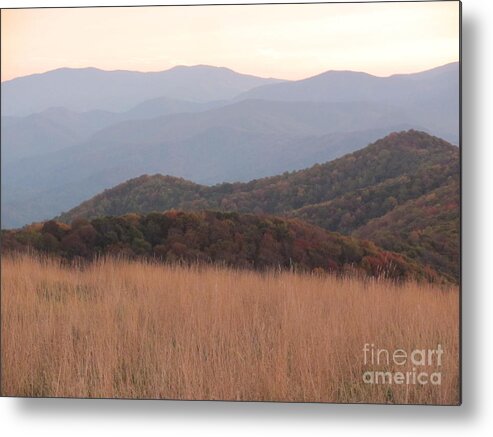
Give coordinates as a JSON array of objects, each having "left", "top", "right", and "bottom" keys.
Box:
[
  {"left": 353, "top": 179, "right": 460, "bottom": 279},
  {"left": 56, "top": 130, "right": 459, "bottom": 280},
  {"left": 59, "top": 131, "right": 458, "bottom": 218},
  {"left": 2, "top": 210, "right": 442, "bottom": 283}
]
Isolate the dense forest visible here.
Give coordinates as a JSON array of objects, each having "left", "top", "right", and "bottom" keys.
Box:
[
  {"left": 58, "top": 131, "right": 458, "bottom": 220},
  {"left": 56, "top": 131, "right": 459, "bottom": 280},
  {"left": 354, "top": 179, "right": 459, "bottom": 280},
  {"left": 2, "top": 210, "right": 444, "bottom": 283}
]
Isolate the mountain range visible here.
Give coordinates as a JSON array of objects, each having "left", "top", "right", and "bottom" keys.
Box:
[
  {"left": 236, "top": 62, "right": 459, "bottom": 142},
  {"left": 1, "top": 65, "right": 281, "bottom": 116},
  {"left": 2, "top": 98, "right": 223, "bottom": 164},
  {"left": 1, "top": 63, "right": 459, "bottom": 228}
]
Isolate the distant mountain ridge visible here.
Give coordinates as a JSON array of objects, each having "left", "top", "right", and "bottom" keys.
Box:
[
  {"left": 1, "top": 97, "right": 223, "bottom": 163},
  {"left": 237, "top": 62, "right": 458, "bottom": 103},
  {"left": 1, "top": 65, "right": 283, "bottom": 116},
  {"left": 2, "top": 62, "right": 459, "bottom": 143},
  {"left": 236, "top": 62, "right": 459, "bottom": 144}
]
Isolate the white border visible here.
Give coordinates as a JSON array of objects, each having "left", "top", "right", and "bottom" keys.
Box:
[{"left": 2, "top": 1, "right": 492, "bottom": 436}]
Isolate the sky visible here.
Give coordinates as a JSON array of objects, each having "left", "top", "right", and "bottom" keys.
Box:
[{"left": 1, "top": 1, "right": 460, "bottom": 82}]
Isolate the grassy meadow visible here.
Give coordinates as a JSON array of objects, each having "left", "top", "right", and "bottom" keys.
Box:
[{"left": 1, "top": 253, "right": 459, "bottom": 404}]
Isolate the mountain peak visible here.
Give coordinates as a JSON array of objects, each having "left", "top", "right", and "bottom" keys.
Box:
[
  {"left": 169, "top": 64, "right": 232, "bottom": 72},
  {"left": 309, "top": 69, "right": 376, "bottom": 80},
  {"left": 371, "top": 129, "right": 456, "bottom": 150}
]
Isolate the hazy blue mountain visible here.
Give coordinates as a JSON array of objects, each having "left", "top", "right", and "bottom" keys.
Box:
[
  {"left": 238, "top": 63, "right": 457, "bottom": 102},
  {"left": 1, "top": 97, "right": 224, "bottom": 163},
  {"left": 122, "top": 96, "right": 224, "bottom": 119},
  {"left": 1, "top": 65, "right": 283, "bottom": 116},
  {"left": 70, "top": 99, "right": 418, "bottom": 148},
  {"left": 2, "top": 107, "right": 119, "bottom": 163},
  {"left": 237, "top": 62, "right": 459, "bottom": 144}
]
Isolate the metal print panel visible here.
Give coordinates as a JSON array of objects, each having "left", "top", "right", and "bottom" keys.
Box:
[{"left": 0, "top": 1, "right": 461, "bottom": 405}]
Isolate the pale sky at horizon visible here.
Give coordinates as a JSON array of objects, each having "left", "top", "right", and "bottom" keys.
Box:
[{"left": 1, "top": 2, "right": 460, "bottom": 82}]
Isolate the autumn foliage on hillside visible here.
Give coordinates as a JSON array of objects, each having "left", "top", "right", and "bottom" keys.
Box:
[
  {"left": 2, "top": 210, "right": 441, "bottom": 282},
  {"left": 59, "top": 131, "right": 458, "bottom": 220},
  {"left": 56, "top": 131, "right": 459, "bottom": 280},
  {"left": 354, "top": 179, "right": 460, "bottom": 280}
]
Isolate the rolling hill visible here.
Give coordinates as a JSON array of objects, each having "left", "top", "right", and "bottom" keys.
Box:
[
  {"left": 353, "top": 178, "right": 460, "bottom": 280},
  {"left": 56, "top": 130, "right": 459, "bottom": 280}
]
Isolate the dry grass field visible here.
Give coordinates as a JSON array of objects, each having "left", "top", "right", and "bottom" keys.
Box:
[{"left": 1, "top": 253, "right": 459, "bottom": 404}]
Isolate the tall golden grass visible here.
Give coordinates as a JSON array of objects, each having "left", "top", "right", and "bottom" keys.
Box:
[{"left": 1, "top": 253, "right": 459, "bottom": 404}]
